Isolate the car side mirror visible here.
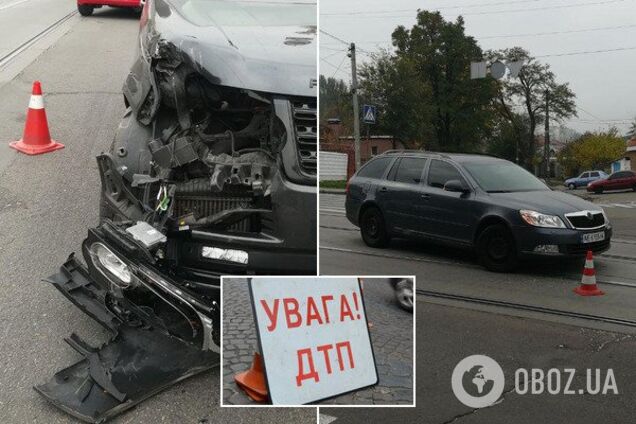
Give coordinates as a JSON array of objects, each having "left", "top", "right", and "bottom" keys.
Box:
[{"left": 444, "top": 179, "right": 470, "bottom": 193}]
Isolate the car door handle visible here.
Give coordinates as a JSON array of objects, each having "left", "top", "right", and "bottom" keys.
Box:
[
  {"left": 379, "top": 187, "right": 388, "bottom": 192},
  {"left": 420, "top": 193, "right": 430, "bottom": 200}
]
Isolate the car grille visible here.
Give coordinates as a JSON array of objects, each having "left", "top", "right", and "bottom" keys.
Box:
[
  {"left": 563, "top": 239, "right": 610, "bottom": 255},
  {"left": 174, "top": 195, "right": 253, "bottom": 232},
  {"left": 565, "top": 211, "right": 605, "bottom": 229},
  {"left": 292, "top": 99, "right": 317, "bottom": 174}
]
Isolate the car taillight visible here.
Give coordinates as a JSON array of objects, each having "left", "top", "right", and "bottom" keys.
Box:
[{"left": 345, "top": 178, "right": 351, "bottom": 194}]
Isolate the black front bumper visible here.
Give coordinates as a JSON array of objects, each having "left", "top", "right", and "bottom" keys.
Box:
[{"left": 513, "top": 225, "right": 613, "bottom": 256}]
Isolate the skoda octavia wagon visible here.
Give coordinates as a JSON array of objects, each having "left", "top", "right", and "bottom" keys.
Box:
[{"left": 345, "top": 151, "right": 611, "bottom": 272}]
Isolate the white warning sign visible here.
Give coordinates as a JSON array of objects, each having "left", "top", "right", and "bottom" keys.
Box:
[{"left": 249, "top": 277, "right": 378, "bottom": 405}]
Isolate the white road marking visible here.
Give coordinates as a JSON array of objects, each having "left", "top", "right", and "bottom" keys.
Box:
[
  {"left": 597, "top": 202, "right": 636, "bottom": 209},
  {"left": 319, "top": 414, "right": 338, "bottom": 424},
  {"left": 0, "top": 0, "right": 28, "bottom": 11}
]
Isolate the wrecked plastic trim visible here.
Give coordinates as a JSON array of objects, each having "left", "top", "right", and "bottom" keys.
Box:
[{"left": 35, "top": 255, "right": 219, "bottom": 423}]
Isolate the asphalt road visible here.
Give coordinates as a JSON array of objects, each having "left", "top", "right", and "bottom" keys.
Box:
[
  {"left": 222, "top": 278, "right": 414, "bottom": 406},
  {"left": 0, "top": 10, "right": 313, "bottom": 424},
  {"left": 320, "top": 300, "right": 636, "bottom": 424},
  {"left": 319, "top": 192, "right": 636, "bottom": 423}
]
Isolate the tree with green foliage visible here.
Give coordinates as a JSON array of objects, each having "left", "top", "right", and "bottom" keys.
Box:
[
  {"left": 487, "top": 47, "right": 577, "bottom": 170},
  {"left": 485, "top": 113, "right": 530, "bottom": 162},
  {"left": 358, "top": 49, "right": 434, "bottom": 148},
  {"left": 319, "top": 75, "right": 353, "bottom": 134},
  {"left": 359, "top": 11, "right": 497, "bottom": 152},
  {"left": 557, "top": 129, "right": 625, "bottom": 177}
]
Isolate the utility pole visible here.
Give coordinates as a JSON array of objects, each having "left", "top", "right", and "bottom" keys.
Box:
[
  {"left": 543, "top": 89, "right": 550, "bottom": 178},
  {"left": 349, "top": 42, "right": 361, "bottom": 171}
]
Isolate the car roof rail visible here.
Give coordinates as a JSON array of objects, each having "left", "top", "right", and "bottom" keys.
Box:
[
  {"left": 379, "top": 150, "right": 500, "bottom": 160},
  {"left": 380, "top": 149, "right": 424, "bottom": 155},
  {"left": 380, "top": 149, "right": 446, "bottom": 158}
]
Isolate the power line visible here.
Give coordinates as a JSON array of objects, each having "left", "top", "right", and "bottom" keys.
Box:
[
  {"left": 576, "top": 105, "right": 604, "bottom": 121},
  {"left": 321, "top": 45, "right": 348, "bottom": 52},
  {"left": 320, "top": 57, "right": 350, "bottom": 78},
  {"left": 319, "top": 29, "right": 349, "bottom": 46},
  {"left": 321, "top": 49, "right": 347, "bottom": 60},
  {"left": 322, "top": 0, "right": 543, "bottom": 15},
  {"left": 320, "top": 23, "right": 636, "bottom": 44},
  {"left": 330, "top": 54, "right": 350, "bottom": 78},
  {"left": 480, "top": 23, "right": 636, "bottom": 39},
  {"left": 536, "top": 45, "right": 636, "bottom": 57},
  {"left": 322, "top": 0, "right": 631, "bottom": 18}
]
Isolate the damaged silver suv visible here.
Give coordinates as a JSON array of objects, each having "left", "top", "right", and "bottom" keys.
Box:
[{"left": 35, "top": 0, "right": 316, "bottom": 421}]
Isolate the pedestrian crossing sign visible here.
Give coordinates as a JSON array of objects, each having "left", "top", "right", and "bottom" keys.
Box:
[{"left": 363, "top": 105, "right": 376, "bottom": 124}]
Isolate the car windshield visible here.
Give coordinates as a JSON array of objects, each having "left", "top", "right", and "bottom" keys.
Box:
[
  {"left": 463, "top": 162, "right": 549, "bottom": 193},
  {"left": 170, "top": 0, "right": 316, "bottom": 28}
]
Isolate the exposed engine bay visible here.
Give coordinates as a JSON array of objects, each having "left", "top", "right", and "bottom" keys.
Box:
[{"left": 35, "top": 0, "right": 317, "bottom": 419}]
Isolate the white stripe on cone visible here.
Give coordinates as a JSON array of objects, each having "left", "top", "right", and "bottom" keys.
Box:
[
  {"left": 581, "top": 274, "right": 596, "bottom": 285},
  {"left": 28, "top": 95, "right": 44, "bottom": 109}
]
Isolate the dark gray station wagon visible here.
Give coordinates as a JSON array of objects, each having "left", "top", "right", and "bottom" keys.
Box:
[{"left": 345, "top": 151, "right": 612, "bottom": 272}]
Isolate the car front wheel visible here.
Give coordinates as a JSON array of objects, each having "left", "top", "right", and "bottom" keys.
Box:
[
  {"left": 476, "top": 224, "right": 518, "bottom": 272},
  {"left": 594, "top": 187, "right": 603, "bottom": 194},
  {"left": 568, "top": 183, "right": 575, "bottom": 190},
  {"left": 360, "top": 207, "right": 390, "bottom": 248}
]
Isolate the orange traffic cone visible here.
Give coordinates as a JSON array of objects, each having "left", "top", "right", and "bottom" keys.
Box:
[
  {"left": 234, "top": 352, "right": 268, "bottom": 402},
  {"left": 574, "top": 250, "right": 604, "bottom": 296},
  {"left": 9, "top": 81, "right": 64, "bottom": 155}
]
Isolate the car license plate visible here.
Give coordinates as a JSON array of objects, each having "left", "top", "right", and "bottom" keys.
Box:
[{"left": 582, "top": 231, "right": 605, "bottom": 244}]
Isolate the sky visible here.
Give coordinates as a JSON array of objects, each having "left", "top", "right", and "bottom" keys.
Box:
[{"left": 319, "top": 0, "right": 636, "bottom": 135}]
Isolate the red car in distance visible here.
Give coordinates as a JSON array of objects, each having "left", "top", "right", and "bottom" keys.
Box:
[
  {"left": 587, "top": 170, "right": 636, "bottom": 193},
  {"left": 77, "top": 0, "right": 143, "bottom": 16}
]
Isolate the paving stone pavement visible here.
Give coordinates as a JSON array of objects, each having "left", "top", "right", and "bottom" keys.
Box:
[{"left": 222, "top": 278, "right": 414, "bottom": 406}]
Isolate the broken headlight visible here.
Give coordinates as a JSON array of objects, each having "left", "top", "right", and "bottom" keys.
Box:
[{"left": 89, "top": 242, "right": 133, "bottom": 288}]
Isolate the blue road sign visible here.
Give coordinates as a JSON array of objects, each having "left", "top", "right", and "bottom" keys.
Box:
[{"left": 362, "top": 105, "right": 376, "bottom": 124}]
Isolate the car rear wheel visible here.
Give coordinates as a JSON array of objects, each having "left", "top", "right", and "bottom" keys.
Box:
[
  {"left": 78, "top": 4, "right": 94, "bottom": 16},
  {"left": 568, "top": 183, "right": 575, "bottom": 190},
  {"left": 477, "top": 224, "right": 518, "bottom": 272},
  {"left": 360, "top": 207, "right": 390, "bottom": 248}
]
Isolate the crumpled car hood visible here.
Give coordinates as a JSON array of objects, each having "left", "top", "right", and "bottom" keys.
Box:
[{"left": 153, "top": 0, "right": 317, "bottom": 98}]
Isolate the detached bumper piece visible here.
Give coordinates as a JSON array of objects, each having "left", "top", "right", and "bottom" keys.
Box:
[{"left": 34, "top": 256, "right": 219, "bottom": 423}]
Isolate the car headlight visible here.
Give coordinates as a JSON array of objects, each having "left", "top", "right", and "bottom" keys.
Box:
[
  {"left": 520, "top": 210, "right": 566, "bottom": 228},
  {"left": 89, "top": 242, "right": 132, "bottom": 287}
]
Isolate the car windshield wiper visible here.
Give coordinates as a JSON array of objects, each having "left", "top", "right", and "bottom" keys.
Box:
[{"left": 486, "top": 190, "right": 512, "bottom": 193}]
